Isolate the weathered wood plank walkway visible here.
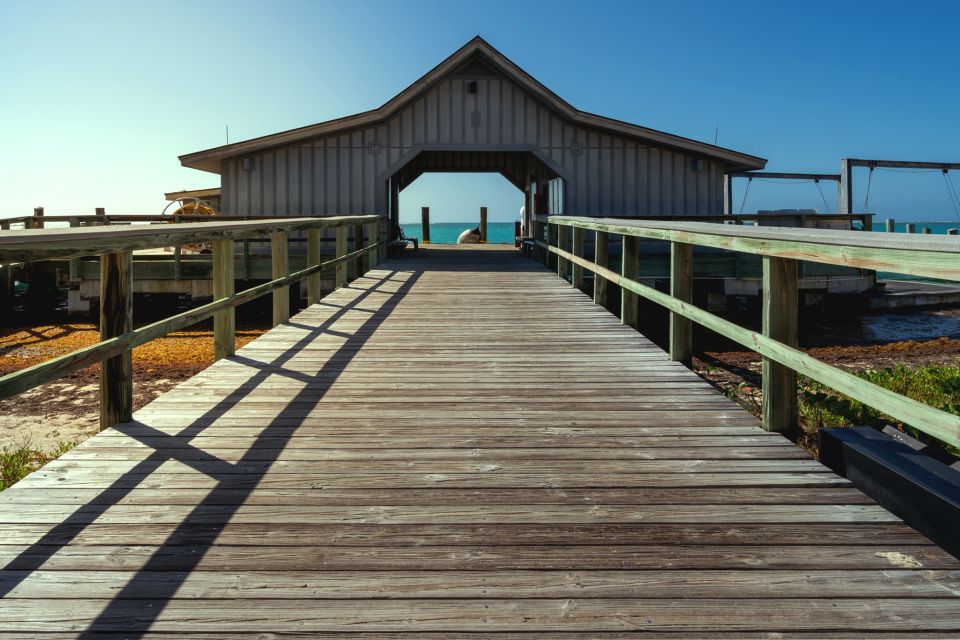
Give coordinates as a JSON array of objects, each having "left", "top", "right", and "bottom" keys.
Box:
[{"left": 1, "top": 245, "right": 958, "bottom": 637}]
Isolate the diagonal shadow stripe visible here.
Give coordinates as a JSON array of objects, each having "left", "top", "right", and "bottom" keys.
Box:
[
  {"left": 77, "top": 268, "right": 420, "bottom": 635},
  {"left": 0, "top": 269, "right": 410, "bottom": 605}
]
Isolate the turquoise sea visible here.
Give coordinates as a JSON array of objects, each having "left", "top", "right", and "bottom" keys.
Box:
[
  {"left": 869, "top": 221, "right": 960, "bottom": 234},
  {"left": 399, "top": 222, "right": 517, "bottom": 244},
  {"left": 397, "top": 219, "right": 960, "bottom": 244}
]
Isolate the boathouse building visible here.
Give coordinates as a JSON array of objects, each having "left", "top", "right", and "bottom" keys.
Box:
[{"left": 179, "top": 37, "right": 766, "bottom": 233}]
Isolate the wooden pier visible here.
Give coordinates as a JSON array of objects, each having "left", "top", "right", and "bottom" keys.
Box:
[{"left": 1, "top": 244, "right": 959, "bottom": 636}]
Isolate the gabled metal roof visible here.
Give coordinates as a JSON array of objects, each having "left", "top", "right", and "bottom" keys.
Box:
[{"left": 179, "top": 36, "right": 766, "bottom": 174}]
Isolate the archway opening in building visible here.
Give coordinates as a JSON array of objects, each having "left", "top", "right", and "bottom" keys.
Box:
[
  {"left": 385, "top": 149, "right": 566, "bottom": 243},
  {"left": 398, "top": 172, "right": 523, "bottom": 244}
]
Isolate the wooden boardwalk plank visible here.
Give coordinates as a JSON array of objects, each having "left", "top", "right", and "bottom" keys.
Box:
[{"left": 0, "top": 244, "right": 957, "bottom": 637}]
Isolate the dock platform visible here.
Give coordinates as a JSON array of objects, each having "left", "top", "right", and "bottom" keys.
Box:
[{"left": 1, "top": 245, "right": 958, "bottom": 636}]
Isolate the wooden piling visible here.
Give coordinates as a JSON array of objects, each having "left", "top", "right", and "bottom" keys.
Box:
[
  {"left": 0, "top": 262, "right": 11, "bottom": 307},
  {"left": 306, "top": 229, "right": 322, "bottom": 305},
  {"left": 762, "top": 256, "right": 798, "bottom": 435},
  {"left": 30, "top": 207, "right": 44, "bottom": 230},
  {"left": 621, "top": 235, "right": 640, "bottom": 329},
  {"left": 480, "top": 207, "right": 487, "bottom": 242},
  {"left": 514, "top": 220, "right": 522, "bottom": 247},
  {"left": 68, "top": 217, "right": 81, "bottom": 282},
  {"left": 271, "top": 232, "right": 289, "bottom": 326},
  {"left": 421, "top": 207, "right": 430, "bottom": 244},
  {"left": 669, "top": 241, "right": 693, "bottom": 366},
  {"left": 99, "top": 251, "right": 132, "bottom": 431},
  {"left": 212, "top": 240, "right": 235, "bottom": 360},
  {"left": 905, "top": 223, "right": 915, "bottom": 234},
  {"left": 594, "top": 230, "right": 609, "bottom": 307},
  {"left": 885, "top": 218, "right": 895, "bottom": 233},
  {"left": 241, "top": 240, "right": 251, "bottom": 280}
]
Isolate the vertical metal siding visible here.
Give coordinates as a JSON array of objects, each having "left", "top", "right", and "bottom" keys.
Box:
[{"left": 221, "top": 70, "right": 728, "bottom": 218}]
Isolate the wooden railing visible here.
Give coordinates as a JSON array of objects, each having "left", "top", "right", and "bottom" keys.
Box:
[
  {"left": 0, "top": 215, "right": 388, "bottom": 429},
  {"left": 609, "top": 212, "right": 874, "bottom": 230},
  {"left": 532, "top": 214, "right": 960, "bottom": 448}
]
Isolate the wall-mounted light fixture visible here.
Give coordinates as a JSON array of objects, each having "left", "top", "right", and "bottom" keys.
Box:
[
  {"left": 467, "top": 80, "right": 478, "bottom": 94},
  {"left": 242, "top": 157, "right": 255, "bottom": 171},
  {"left": 691, "top": 158, "right": 705, "bottom": 172}
]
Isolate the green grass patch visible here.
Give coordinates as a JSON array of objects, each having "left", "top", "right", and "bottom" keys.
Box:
[
  {"left": 0, "top": 441, "right": 75, "bottom": 491},
  {"left": 799, "top": 363, "right": 960, "bottom": 454}
]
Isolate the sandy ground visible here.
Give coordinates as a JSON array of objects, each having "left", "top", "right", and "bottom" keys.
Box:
[
  {"left": 695, "top": 336, "right": 960, "bottom": 395},
  {"left": 0, "top": 324, "right": 265, "bottom": 453}
]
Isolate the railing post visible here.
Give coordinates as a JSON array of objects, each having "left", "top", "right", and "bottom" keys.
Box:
[
  {"left": 271, "top": 232, "right": 289, "bottom": 326},
  {"left": 307, "top": 228, "right": 322, "bottom": 305},
  {"left": 364, "top": 221, "right": 375, "bottom": 270},
  {"left": 212, "top": 239, "right": 235, "bottom": 360},
  {"left": 547, "top": 222, "right": 557, "bottom": 269},
  {"left": 886, "top": 218, "right": 895, "bottom": 233},
  {"left": 571, "top": 226, "right": 584, "bottom": 289},
  {"left": 905, "top": 223, "right": 915, "bottom": 234},
  {"left": 669, "top": 241, "right": 693, "bottom": 366},
  {"left": 557, "top": 225, "right": 569, "bottom": 280},
  {"left": 594, "top": 230, "right": 609, "bottom": 307},
  {"left": 335, "top": 223, "right": 348, "bottom": 288},
  {"left": 377, "top": 218, "right": 387, "bottom": 264},
  {"left": 621, "top": 235, "right": 640, "bottom": 329},
  {"left": 99, "top": 250, "right": 132, "bottom": 431},
  {"left": 480, "top": 206, "right": 488, "bottom": 242},
  {"left": 353, "top": 222, "right": 364, "bottom": 279},
  {"left": 762, "top": 256, "right": 798, "bottom": 435},
  {"left": 534, "top": 222, "right": 553, "bottom": 267}
]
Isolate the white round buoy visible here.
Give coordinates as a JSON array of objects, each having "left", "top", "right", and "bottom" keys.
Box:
[{"left": 457, "top": 227, "right": 481, "bottom": 244}]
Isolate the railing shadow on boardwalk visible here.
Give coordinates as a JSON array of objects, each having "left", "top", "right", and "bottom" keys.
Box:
[{"left": 0, "top": 267, "right": 420, "bottom": 637}]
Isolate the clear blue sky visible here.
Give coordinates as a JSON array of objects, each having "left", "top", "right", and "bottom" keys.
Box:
[{"left": 2, "top": 0, "right": 959, "bottom": 223}]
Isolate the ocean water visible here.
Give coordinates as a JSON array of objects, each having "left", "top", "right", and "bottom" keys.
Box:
[
  {"left": 399, "top": 222, "right": 517, "bottom": 244},
  {"left": 870, "top": 221, "right": 960, "bottom": 234},
  {"left": 868, "top": 221, "right": 960, "bottom": 280}
]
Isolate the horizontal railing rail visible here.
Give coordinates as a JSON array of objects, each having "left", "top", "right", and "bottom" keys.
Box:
[
  {"left": 532, "top": 214, "right": 960, "bottom": 448},
  {"left": 0, "top": 213, "right": 295, "bottom": 230},
  {"left": 608, "top": 212, "right": 874, "bottom": 229},
  {"left": 0, "top": 214, "right": 389, "bottom": 429}
]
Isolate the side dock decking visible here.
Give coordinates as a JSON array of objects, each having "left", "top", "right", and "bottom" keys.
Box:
[{"left": 1, "top": 245, "right": 958, "bottom": 636}]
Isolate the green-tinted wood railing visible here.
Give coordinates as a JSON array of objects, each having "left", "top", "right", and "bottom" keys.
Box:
[
  {"left": 0, "top": 215, "right": 388, "bottom": 430},
  {"left": 533, "top": 214, "right": 960, "bottom": 448}
]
